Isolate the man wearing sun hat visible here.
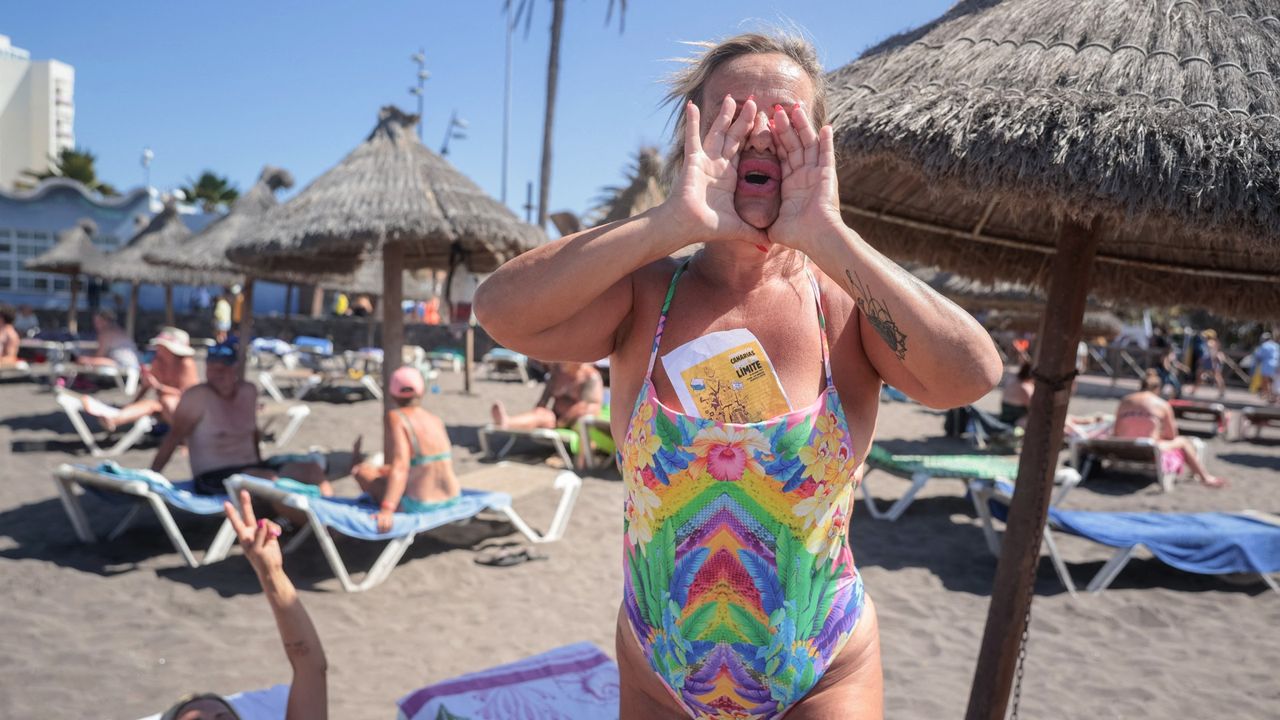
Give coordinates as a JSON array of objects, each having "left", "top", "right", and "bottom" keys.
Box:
[{"left": 77, "top": 326, "right": 202, "bottom": 430}]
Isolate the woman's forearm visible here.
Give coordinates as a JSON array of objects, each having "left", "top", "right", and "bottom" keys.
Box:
[
  {"left": 806, "top": 224, "right": 1003, "bottom": 407},
  {"left": 256, "top": 565, "right": 327, "bottom": 720},
  {"left": 475, "top": 205, "right": 686, "bottom": 352},
  {"left": 380, "top": 464, "right": 408, "bottom": 511}
]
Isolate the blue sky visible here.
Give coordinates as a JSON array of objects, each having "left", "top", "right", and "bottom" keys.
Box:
[{"left": 4, "top": 1, "right": 949, "bottom": 224}]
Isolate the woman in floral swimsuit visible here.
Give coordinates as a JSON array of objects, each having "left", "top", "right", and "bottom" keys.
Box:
[{"left": 475, "top": 30, "right": 1001, "bottom": 720}]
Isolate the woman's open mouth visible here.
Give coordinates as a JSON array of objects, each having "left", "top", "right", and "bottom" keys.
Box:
[{"left": 736, "top": 158, "right": 780, "bottom": 197}]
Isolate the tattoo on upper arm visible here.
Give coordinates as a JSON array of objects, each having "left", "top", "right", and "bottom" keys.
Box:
[{"left": 844, "top": 269, "right": 908, "bottom": 362}]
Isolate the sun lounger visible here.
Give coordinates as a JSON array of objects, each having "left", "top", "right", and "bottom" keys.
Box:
[
  {"left": 225, "top": 461, "right": 581, "bottom": 592},
  {"left": 424, "top": 349, "right": 464, "bottom": 373},
  {"left": 137, "top": 684, "right": 289, "bottom": 720},
  {"left": 55, "top": 388, "right": 157, "bottom": 457},
  {"left": 861, "top": 444, "right": 1081, "bottom": 521},
  {"left": 970, "top": 479, "right": 1280, "bottom": 595},
  {"left": 481, "top": 348, "right": 532, "bottom": 384},
  {"left": 1233, "top": 405, "right": 1280, "bottom": 441},
  {"left": 1068, "top": 435, "right": 1207, "bottom": 492},
  {"left": 54, "top": 360, "right": 141, "bottom": 396},
  {"left": 397, "top": 642, "right": 619, "bottom": 720},
  {"left": 0, "top": 359, "right": 33, "bottom": 381},
  {"left": 1170, "top": 399, "right": 1228, "bottom": 437},
  {"left": 478, "top": 424, "right": 576, "bottom": 468},
  {"left": 53, "top": 462, "right": 236, "bottom": 568},
  {"left": 257, "top": 402, "right": 312, "bottom": 449}
]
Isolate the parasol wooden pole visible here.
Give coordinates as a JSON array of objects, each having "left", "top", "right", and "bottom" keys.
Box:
[
  {"left": 382, "top": 243, "right": 405, "bottom": 456},
  {"left": 67, "top": 274, "right": 79, "bottom": 335},
  {"left": 310, "top": 286, "right": 324, "bottom": 318},
  {"left": 126, "top": 282, "right": 140, "bottom": 342},
  {"left": 164, "top": 284, "right": 175, "bottom": 326},
  {"left": 966, "top": 216, "right": 1103, "bottom": 720},
  {"left": 284, "top": 284, "right": 294, "bottom": 317},
  {"left": 235, "top": 278, "right": 255, "bottom": 379},
  {"left": 464, "top": 322, "right": 475, "bottom": 394}
]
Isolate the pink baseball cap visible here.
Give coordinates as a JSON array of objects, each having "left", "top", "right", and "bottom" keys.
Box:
[{"left": 389, "top": 366, "right": 425, "bottom": 399}]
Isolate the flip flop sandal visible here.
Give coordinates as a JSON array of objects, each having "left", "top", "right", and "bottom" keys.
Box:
[{"left": 475, "top": 546, "right": 548, "bottom": 567}]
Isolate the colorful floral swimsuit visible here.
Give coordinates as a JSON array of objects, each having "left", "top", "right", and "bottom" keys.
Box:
[{"left": 622, "top": 260, "right": 865, "bottom": 719}]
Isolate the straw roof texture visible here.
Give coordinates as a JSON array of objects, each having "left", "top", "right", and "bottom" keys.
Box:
[
  {"left": 986, "top": 309, "right": 1124, "bottom": 340},
  {"left": 25, "top": 218, "right": 103, "bottom": 275},
  {"left": 145, "top": 166, "right": 294, "bottom": 275},
  {"left": 227, "top": 106, "right": 543, "bottom": 274},
  {"left": 910, "top": 264, "right": 1109, "bottom": 313},
  {"left": 587, "top": 146, "right": 667, "bottom": 227},
  {"left": 85, "top": 201, "right": 231, "bottom": 285},
  {"left": 329, "top": 261, "right": 438, "bottom": 300},
  {"left": 827, "top": 0, "right": 1280, "bottom": 319}
]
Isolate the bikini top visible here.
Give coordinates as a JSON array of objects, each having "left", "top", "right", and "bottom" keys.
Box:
[
  {"left": 619, "top": 259, "right": 866, "bottom": 719},
  {"left": 394, "top": 409, "right": 451, "bottom": 467}
]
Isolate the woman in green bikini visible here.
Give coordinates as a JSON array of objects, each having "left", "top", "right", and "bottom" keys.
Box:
[
  {"left": 352, "top": 366, "right": 461, "bottom": 532},
  {"left": 475, "top": 30, "right": 1001, "bottom": 719}
]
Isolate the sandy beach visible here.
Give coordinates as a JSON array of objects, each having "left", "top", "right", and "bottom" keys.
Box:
[{"left": 1, "top": 368, "right": 1277, "bottom": 719}]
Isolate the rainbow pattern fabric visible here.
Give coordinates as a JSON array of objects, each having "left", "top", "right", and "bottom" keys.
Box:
[{"left": 621, "top": 261, "right": 865, "bottom": 719}]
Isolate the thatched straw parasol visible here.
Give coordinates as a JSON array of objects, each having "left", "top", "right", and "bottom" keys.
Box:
[
  {"left": 226, "top": 106, "right": 541, "bottom": 275},
  {"left": 910, "top": 265, "right": 1109, "bottom": 314},
  {"left": 228, "top": 106, "right": 543, "bottom": 451},
  {"left": 86, "top": 199, "right": 231, "bottom": 337},
  {"left": 25, "top": 218, "right": 103, "bottom": 334},
  {"left": 986, "top": 309, "right": 1123, "bottom": 342},
  {"left": 828, "top": 2, "right": 1280, "bottom": 716}
]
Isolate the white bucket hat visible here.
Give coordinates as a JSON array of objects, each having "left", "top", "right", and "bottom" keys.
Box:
[{"left": 151, "top": 327, "right": 195, "bottom": 357}]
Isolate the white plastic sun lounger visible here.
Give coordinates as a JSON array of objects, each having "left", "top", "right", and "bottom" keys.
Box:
[
  {"left": 0, "top": 359, "right": 33, "bottom": 381},
  {"left": 1068, "top": 435, "right": 1207, "bottom": 492},
  {"left": 53, "top": 463, "right": 236, "bottom": 568},
  {"left": 55, "top": 389, "right": 157, "bottom": 457},
  {"left": 478, "top": 424, "right": 576, "bottom": 469},
  {"left": 481, "top": 348, "right": 532, "bottom": 384},
  {"left": 225, "top": 462, "right": 580, "bottom": 592},
  {"left": 54, "top": 360, "right": 141, "bottom": 396},
  {"left": 257, "top": 402, "right": 312, "bottom": 449},
  {"left": 968, "top": 479, "right": 1280, "bottom": 596}
]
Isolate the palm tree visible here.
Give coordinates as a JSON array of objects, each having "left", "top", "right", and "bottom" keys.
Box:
[
  {"left": 179, "top": 171, "right": 240, "bottom": 212},
  {"left": 19, "top": 147, "right": 118, "bottom": 196},
  {"left": 508, "top": 0, "right": 626, "bottom": 229}
]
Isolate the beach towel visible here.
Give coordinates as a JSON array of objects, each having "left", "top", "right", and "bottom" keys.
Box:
[
  {"left": 396, "top": 642, "right": 620, "bottom": 720},
  {"left": 92, "top": 462, "right": 226, "bottom": 515},
  {"left": 287, "top": 486, "right": 511, "bottom": 542},
  {"left": 1047, "top": 508, "right": 1280, "bottom": 577}
]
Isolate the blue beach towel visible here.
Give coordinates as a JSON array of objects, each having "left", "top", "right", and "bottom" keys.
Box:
[
  {"left": 988, "top": 481, "right": 1280, "bottom": 576},
  {"left": 90, "top": 462, "right": 227, "bottom": 515},
  {"left": 296, "top": 488, "right": 511, "bottom": 542},
  {"left": 397, "top": 642, "right": 620, "bottom": 720}
]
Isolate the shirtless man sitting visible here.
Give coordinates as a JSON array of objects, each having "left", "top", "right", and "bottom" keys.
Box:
[
  {"left": 82, "top": 327, "right": 200, "bottom": 430},
  {"left": 1113, "top": 369, "right": 1226, "bottom": 488},
  {"left": 150, "top": 342, "right": 329, "bottom": 496},
  {"left": 490, "top": 361, "right": 604, "bottom": 431},
  {"left": 0, "top": 305, "right": 20, "bottom": 369},
  {"left": 80, "top": 310, "right": 141, "bottom": 371},
  {"left": 351, "top": 366, "right": 461, "bottom": 532}
]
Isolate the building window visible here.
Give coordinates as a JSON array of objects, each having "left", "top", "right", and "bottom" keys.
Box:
[
  {"left": 32, "top": 231, "right": 50, "bottom": 242},
  {"left": 0, "top": 242, "right": 10, "bottom": 253},
  {"left": 17, "top": 277, "right": 49, "bottom": 291},
  {"left": 15, "top": 230, "right": 32, "bottom": 239},
  {"left": 0, "top": 260, "right": 10, "bottom": 270},
  {"left": 0, "top": 277, "right": 11, "bottom": 289},
  {"left": 53, "top": 278, "right": 69, "bottom": 291},
  {"left": 15, "top": 245, "right": 40, "bottom": 257},
  {"left": 0, "top": 229, "right": 10, "bottom": 238}
]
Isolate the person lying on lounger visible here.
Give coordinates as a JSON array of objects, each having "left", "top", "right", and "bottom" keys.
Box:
[
  {"left": 150, "top": 342, "right": 329, "bottom": 496},
  {"left": 0, "top": 304, "right": 20, "bottom": 370},
  {"left": 78, "top": 310, "right": 141, "bottom": 372},
  {"left": 159, "top": 492, "right": 328, "bottom": 720},
  {"left": 81, "top": 326, "right": 200, "bottom": 430},
  {"left": 489, "top": 361, "right": 603, "bottom": 431},
  {"left": 1113, "top": 369, "right": 1225, "bottom": 488},
  {"left": 351, "top": 366, "right": 461, "bottom": 533}
]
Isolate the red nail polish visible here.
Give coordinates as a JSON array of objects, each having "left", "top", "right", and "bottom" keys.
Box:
[
  {"left": 257, "top": 519, "right": 265, "bottom": 528},
  {"left": 792, "top": 102, "right": 801, "bottom": 111},
  {"left": 773, "top": 104, "right": 783, "bottom": 113},
  {"left": 747, "top": 94, "right": 755, "bottom": 102}
]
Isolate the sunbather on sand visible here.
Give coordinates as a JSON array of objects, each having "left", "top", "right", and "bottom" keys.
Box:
[
  {"left": 490, "top": 361, "right": 603, "bottom": 431},
  {"left": 351, "top": 366, "right": 460, "bottom": 533},
  {"left": 1114, "top": 370, "right": 1225, "bottom": 488},
  {"left": 150, "top": 342, "right": 329, "bottom": 496},
  {"left": 159, "top": 491, "right": 327, "bottom": 720},
  {"left": 78, "top": 310, "right": 141, "bottom": 371},
  {"left": 0, "top": 304, "right": 20, "bottom": 369},
  {"left": 999, "top": 362, "right": 1033, "bottom": 426},
  {"left": 82, "top": 327, "right": 200, "bottom": 430}
]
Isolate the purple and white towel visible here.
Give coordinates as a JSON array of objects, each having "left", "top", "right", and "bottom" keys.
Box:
[{"left": 397, "top": 642, "right": 619, "bottom": 720}]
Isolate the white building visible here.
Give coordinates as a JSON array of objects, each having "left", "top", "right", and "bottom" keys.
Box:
[{"left": 0, "top": 34, "right": 75, "bottom": 191}]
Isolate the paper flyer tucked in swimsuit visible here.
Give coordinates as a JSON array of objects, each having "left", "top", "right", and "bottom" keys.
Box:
[{"left": 661, "top": 329, "right": 791, "bottom": 423}]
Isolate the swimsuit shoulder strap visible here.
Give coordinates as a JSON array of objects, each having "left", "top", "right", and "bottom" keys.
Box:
[
  {"left": 395, "top": 408, "right": 425, "bottom": 457},
  {"left": 645, "top": 259, "right": 693, "bottom": 378},
  {"left": 804, "top": 266, "right": 834, "bottom": 388}
]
